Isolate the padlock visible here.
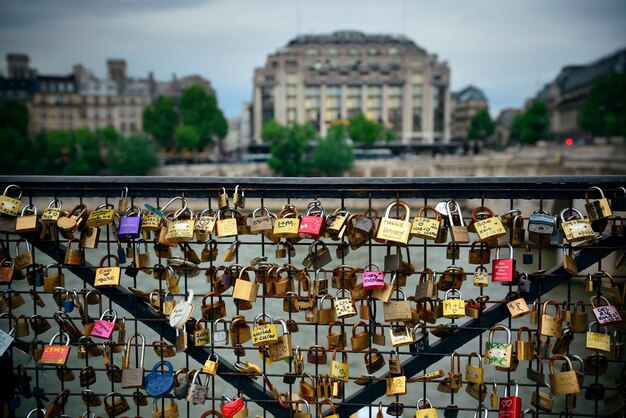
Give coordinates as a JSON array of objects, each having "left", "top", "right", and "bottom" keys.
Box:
[
  {"left": 117, "top": 186, "right": 129, "bottom": 213},
  {"left": 201, "top": 292, "right": 226, "bottom": 321},
  {"left": 409, "top": 322, "right": 429, "bottom": 354},
  {"left": 334, "top": 289, "right": 356, "bottom": 318},
  {"left": 144, "top": 360, "right": 175, "bottom": 398},
  {"left": 570, "top": 300, "right": 588, "bottom": 333},
  {"left": 326, "top": 320, "right": 346, "bottom": 350},
  {"left": 414, "top": 398, "right": 437, "bottom": 418},
  {"left": 526, "top": 354, "right": 545, "bottom": 385},
  {"left": 233, "top": 268, "right": 259, "bottom": 303},
  {"left": 0, "top": 184, "right": 22, "bottom": 216},
  {"left": 437, "top": 265, "right": 466, "bottom": 291},
  {"left": 492, "top": 243, "right": 515, "bottom": 283},
  {"left": 192, "top": 208, "right": 216, "bottom": 241},
  {"left": 498, "top": 380, "right": 522, "bottom": 418},
  {"left": 152, "top": 398, "right": 179, "bottom": 418},
  {"left": 192, "top": 318, "right": 210, "bottom": 347},
  {"left": 315, "top": 294, "right": 336, "bottom": 325},
  {"left": 384, "top": 288, "right": 413, "bottom": 322},
  {"left": 586, "top": 321, "right": 611, "bottom": 352},
  {"left": 549, "top": 354, "right": 580, "bottom": 395},
  {"left": 591, "top": 295, "right": 622, "bottom": 326},
  {"left": 298, "top": 200, "right": 325, "bottom": 239},
  {"left": 413, "top": 268, "right": 436, "bottom": 302},
  {"left": 540, "top": 299, "right": 563, "bottom": 337},
  {"left": 29, "top": 314, "right": 51, "bottom": 334},
  {"left": 390, "top": 324, "right": 414, "bottom": 347},
  {"left": 465, "top": 381, "right": 488, "bottom": 402},
  {"left": 442, "top": 289, "right": 465, "bottom": 319},
  {"left": 560, "top": 207, "right": 595, "bottom": 243},
  {"left": 505, "top": 291, "right": 530, "bottom": 319},
  {"left": 134, "top": 239, "right": 152, "bottom": 269},
  {"left": 121, "top": 333, "right": 145, "bottom": 389},
  {"left": 64, "top": 238, "right": 83, "bottom": 265},
  {"left": 411, "top": 205, "right": 441, "bottom": 240},
  {"left": 252, "top": 313, "right": 278, "bottom": 346},
  {"left": 86, "top": 203, "right": 115, "bottom": 227},
  {"left": 186, "top": 370, "right": 210, "bottom": 405},
  {"left": 40, "top": 332, "right": 71, "bottom": 365},
  {"left": 166, "top": 207, "right": 195, "bottom": 243},
  {"left": 386, "top": 366, "right": 407, "bottom": 396},
  {"left": 268, "top": 319, "right": 293, "bottom": 361},
  {"left": 14, "top": 238, "right": 34, "bottom": 271},
  {"left": 272, "top": 205, "right": 300, "bottom": 238},
  {"left": 348, "top": 321, "right": 368, "bottom": 351},
  {"left": 361, "top": 263, "right": 384, "bottom": 289},
  {"left": 316, "top": 399, "right": 339, "bottom": 418},
  {"left": 94, "top": 255, "right": 121, "bottom": 288},
  {"left": 528, "top": 209, "right": 556, "bottom": 234},
  {"left": 585, "top": 382, "right": 605, "bottom": 401},
  {"left": 168, "top": 289, "right": 195, "bottom": 329},
  {"left": 103, "top": 392, "right": 130, "bottom": 417},
  {"left": 329, "top": 348, "right": 349, "bottom": 382},
  {"left": 466, "top": 352, "right": 484, "bottom": 384},
  {"left": 202, "top": 352, "right": 219, "bottom": 375},
  {"left": 561, "top": 243, "right": 578, "bottom": 276},
  {"left": 510, "top": 214, "right": 525, "bottom": 246},
  {"left": 585, "top": 185, "right": 612, "bottom": 221},
  {"left": 473, "top": 265, "right": 489, "bottom": 287},
  {"left": 118, "top": 205, "right": 142, "bottom": 241},
  {"left": 372, "top": 322, "right": 386, "bottom": 346},
  {"left": 153, "top": 340, "right": 176, "bottom": 358},
  {"left": 472, "top": 206, "right": 506, "bottom": 242},
  {"left": 468, "top": 241, "right": 490, "bottom": 264},
  {"left": 15, "top": 204, "right": 38, "bottom": 232},
  {"left": 376, "top": 200, "right": 412, "bottom": 245},
  {"left": 445, "top": 242, "right": 460, "bottom": 260},
  {"left": 446, "top": 200, "right": 470, "bottom": 243},
  {"left": 437, "top": 352, "right": 462, "bottom": 393},
  {"left": 91, "top": 309, "right": 118, "bottom": 339},
  {"left": 515, "top": 327, "right": 534, "bottom": 361},
  {"left": 485, "top": 324, "right": 512, "bottom": 368}
]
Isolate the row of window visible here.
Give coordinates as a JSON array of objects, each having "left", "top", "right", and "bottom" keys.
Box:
[
  {"left": 304, "top": 47, "right": 400, "bottom": 57},
  {"left": 39, "top": 81, "right": 75, "bottom": 93}
]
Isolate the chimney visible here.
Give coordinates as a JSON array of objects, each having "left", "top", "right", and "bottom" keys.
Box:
[{"left": 7, "top": 53, "right": 29, "bottom": 79}]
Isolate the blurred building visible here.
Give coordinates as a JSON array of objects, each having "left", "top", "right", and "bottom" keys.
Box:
[
  {"left": 450, "top": 85, "right": 488, "bottom": 141},
  {"left": 252, "top": 30, "right": 451, "bottom": 144},
  {"left": 494, "top": 108, "right": 522, "bottom": 146},
  {"left": 534, "top": 47, "right": 626, "bottom": 140},
  {"left": 0, "top": 54, "right": 213, "bottom": 136}
]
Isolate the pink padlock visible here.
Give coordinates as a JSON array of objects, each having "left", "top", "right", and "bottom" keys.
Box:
[
  {"left": 362, "top": 264, "right": 385, "bottom": 289},
  {"left": 298, "top": 201, "right": 325, "bottom": 240},
  {"left": 591, "top": 295, "right": 623, "bottom": 326},
  {"left": 90, "top": 309, "right": 118, "bottom": 339}
]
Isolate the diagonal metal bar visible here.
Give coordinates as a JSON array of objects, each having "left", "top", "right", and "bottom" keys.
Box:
[
  {"left": 334, "top": 234, "right": 625, "bottom": 417},
  {"left": 28, "top": 239, "right": 284, "bottom": 416}
]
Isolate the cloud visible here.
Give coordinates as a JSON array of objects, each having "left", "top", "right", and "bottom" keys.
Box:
[{"left": 0, "top": 0, "right": 625, "bottom": 118}]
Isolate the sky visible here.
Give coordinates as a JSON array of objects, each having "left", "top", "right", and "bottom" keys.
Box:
[{"left": 0, "top": 0, "right": 625, "bottom": 118}]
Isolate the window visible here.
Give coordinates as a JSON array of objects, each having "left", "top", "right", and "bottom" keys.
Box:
[
  {"left": 326, "top": 85, "right": 340, "bottom": 97},
  {"left": 327, "top": 48, "right": 338, "bottom": 56},
  {"left": 348, "top": 48, "right": 359, "bottom": 56},
  {"left": 286, "top": 84, "right": 297, "bottom": 96},
  {"left": 305, "top": 86, "right": 320, "bottom": 97},
  {"left": 388, "top": 47, "right": 399, "bottom": 55},
  {"left": 367, "top": 48, "right": 379, "bottom": 56},
  {"left": 286, "top": 60, "right": 298, "bottom": 68},
  {"left": 306, "top": 48, "right": 319, "bottom": 56}
]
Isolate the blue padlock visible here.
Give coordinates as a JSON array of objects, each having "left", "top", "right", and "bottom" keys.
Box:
[
  {"left": 144, "top": 360, "right": 175, "bottom": 398},
  {"left": 8, "top": 390, "right": 21, "bottom": 410},
  {"left": 116, "top": 241, "right": 127, "bottom": 264},
  {"left": 63, "top": 290, "right": 75, "bottom": 313}
]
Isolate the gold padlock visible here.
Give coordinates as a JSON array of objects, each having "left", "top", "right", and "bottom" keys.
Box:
[
  {"left": 446, "top": 200, "right": 470, "bottom": 243},
  {"left": 376, "top": 200, "right": 411, "bottom": 245},
  {"left": 560, "top": 207, "right": 595, "bottom": 243}
]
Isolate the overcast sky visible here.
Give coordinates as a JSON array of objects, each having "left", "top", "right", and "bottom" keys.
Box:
[{"left": 1, "top": 0, "right": 625, "bottom": 118}]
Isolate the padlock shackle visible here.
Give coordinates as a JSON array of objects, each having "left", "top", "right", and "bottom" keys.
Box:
[
  {"left": 416, "top": 205, "right": 440, "bottom": 220},
  {"left": 123, "top": 333, "right": 146, "bottom": 369},
  {"left": 494, "top": 242, "right": 513, "bottom": 259},
  {"left": 585, "top": 186, "right": 605, "bottom": 202},
  {"left": 49, "top": 331, "right": 71, "bottom": 346},
  {"left": 488, "top": 324, "right": 511, "bottom": 343},
  {"left": 98, "top": 254, "right": 120, "bottom": 267},
  {"left": 416, "top": 398, "right": 433, "bottom": 409},
  {"left": 445, "top": 200, "right": 465, "bottom": 227},
  {"left": 540, "top": 299, "right": 561, "bottom": 318},
  {"left": 445, "top": 288, "right": 462, "bottom": 300},
  {"left": 383, "top": 200, "right": 411, "bottom": 221},
  {"left": 548, "top": 353, "right": 574, "bottom": 375},
  {"left": 450, "top": 351, "right": 461, "bottom": 374},
  {"left": 559, "top": 207, "right": 584, "bottom": 222},
  {"left": 20, "top": 204, "right": 37, "bottom": 216},
  {"left": 2, "top": 184, "right": 22, "bottom": 198},
  {"left": 467, "top": 351, "right": 483, "bottom": 365},
  {"left": 473, "top": 405, "right": 488, "bottom": 418},
  {"left": 504, "top": 379, "right": 519, "bottom": 397}
]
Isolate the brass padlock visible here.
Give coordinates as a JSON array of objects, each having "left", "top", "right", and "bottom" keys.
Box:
[
  {"left": 560, "top": 207, "right": 595, "bottom": 243},
  {"left": 516, "top": 326, "right": 534, "bottom": 361},
  {"left": 64, "top": 239, "right": 83, "bottom": 265},
  {"left": 446, "top": 200, "right": 470, "bottom": 243},
  {"left": 376, "top": 200, "right": 411, "bottom": 246},
  {"left": 16, "top": 204, "right": 39, "bottom": 233}
]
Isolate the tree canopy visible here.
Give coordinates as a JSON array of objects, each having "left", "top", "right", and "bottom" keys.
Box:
[
  {"left": 311, "top": 124, "right": 354, "bottom": 176},
  {"left": 578, "top": 73, "right": 626, "bottom": 138},
  {"left": 142, "top": 96, "right": 177, "bottom": 148},
  {"left": 467, "top": 109, "right": 495, "bottom": 141},
  {"left": 510, "top": 100, "right": 550, "bottom": 144},
  {"left": 348, "top": 114, "right": 394, "bottom": 147},
  {"left": 267, "top": 123, "right": 313, "bottom": 177}
]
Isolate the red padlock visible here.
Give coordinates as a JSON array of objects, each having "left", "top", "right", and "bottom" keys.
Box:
[
  {"left": 492, "top": 243, "right": 515, "bottom": 283},
  {"left": 298, "top": 201, "right": 325, "bottom": 239},
  {"left": 90, "top": 309, "right": 118, "bottom": 339},
  {"left": 499, "top": 380, "right": 522, "bottom": 418},
  {"left": 221, "top": 395, "right": 245, "bottom": 418}
]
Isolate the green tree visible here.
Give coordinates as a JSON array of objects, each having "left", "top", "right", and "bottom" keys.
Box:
[
  {"left": 108, "top": 135, "right": 159, "bottom": 175},
  {"left": 510, "top": 100, "right": 550, "bottom": 144},
  {"left": 261, "top": 119, "right": 288, "bottom": 143},
  {"left": 179, "top": 85, "right": 228, "bottom": 150},
  {"left": 175, "top": 125, "right": 201, "bottom": 150},
  {"left": 0, "top": 100, "right": 29, "bottom": 135},
  {"left": 0, "top": 127, "right": 28, "bottom": 174},
  {"left": 267, "top": 122, "right": 314, "bottom": 177},
  {"left": 142, "top": 96, "right": 178, "bottom": 148},
  {"left": 467, "top": 109, "right": 495, "bottom": 141},
  {"left": 311, "top": 125, "right": 354, "bottom": 176},
  {"left": 348, "top": 114, "right": 391, "bottom": 147},
  {"left": 578, "top": 74, "right": 626, "bottom": 138}
]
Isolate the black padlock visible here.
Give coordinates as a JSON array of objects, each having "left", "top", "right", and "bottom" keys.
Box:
[
  {"left": 443, "top": 404, "right": 459, "bottom": 418},
  {"left": 585, "top": 382, "right": 605, "bottom": 400}
]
